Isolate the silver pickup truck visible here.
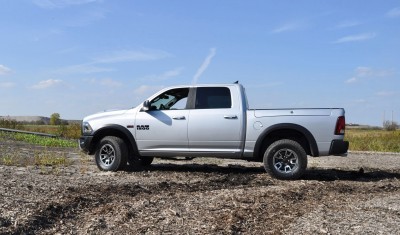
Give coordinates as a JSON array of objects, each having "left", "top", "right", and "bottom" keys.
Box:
[{"left": 79, "top": 83, "right": 348, "bottom": 180}]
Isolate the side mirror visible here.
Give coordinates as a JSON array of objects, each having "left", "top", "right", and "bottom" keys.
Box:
[{"left": 141, "top": 100, "right": 150, "bottom": 111}]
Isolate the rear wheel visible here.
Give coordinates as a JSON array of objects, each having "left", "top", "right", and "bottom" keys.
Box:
[
  {"left": 95, "top": 136, "right": 127, "bottom": 171},
  {"left": 263, "top": 139, "right": 307, "bottom": 180}
]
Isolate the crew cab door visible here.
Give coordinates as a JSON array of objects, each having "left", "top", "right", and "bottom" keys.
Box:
[
  {"left": 188, "top": 86, "right": 244, "bottom": 157},
  {"left": 135, "top": 88, "right": 190, "bottom": 156}
]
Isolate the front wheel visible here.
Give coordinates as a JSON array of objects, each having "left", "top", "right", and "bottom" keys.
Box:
[
  {"left": 263, "top": 139, "right": 307, "bottom": 180},
  {"left": 95, "top": 136, "right": 128, "bottom": 171}
]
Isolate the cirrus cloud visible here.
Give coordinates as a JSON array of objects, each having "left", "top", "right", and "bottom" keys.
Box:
[
  {"left": 134, "top": 85, "right": 164, "bottom": 97},
  {"left": 345, "top": 66, "right": 395, "bottom": 84},
  {"left": 31, "top": 79, "right": 63, "bottom": 89},
  {"left": 192, "top": 48, "right": 217, "bottom": 84},
  {"left": 333, "top": 33, "right": 376, "bottom": 44},
  {"left": 0, "top": 65, "right": 11, "bottom": 75},
  {"left": 33, "top": 0, "right": 100, "bottom": 9},
  {"left": 141, "top": 67, "right": 183, "bottom": 81},
  {"left": 386, "top": 7, "right": 400, "bottom": 18},
  {"left": 0, "top": 82, "right": 15, "bottom": 88}
]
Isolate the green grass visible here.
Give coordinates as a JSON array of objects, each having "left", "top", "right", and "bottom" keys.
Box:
[
  {"left": 345, "top": 129, "right": 400, "bottom": 152},
  {"left": 0, "top": 120, "right": 81, "bottom": 139},
  {"left": 0, "top": 131, "right": 78, "bottom": 148}
]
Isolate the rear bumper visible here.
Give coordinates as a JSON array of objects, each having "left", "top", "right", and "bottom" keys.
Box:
[
  {"left": 329, "top": 139, "right": 349, "bottom": 156},
  {"left": 79, "top": 136, "right": 93, "bottom": 154}
]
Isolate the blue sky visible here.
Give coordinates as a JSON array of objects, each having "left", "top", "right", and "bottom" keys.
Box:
[{"left": 0, "top": 0, "right": 399, "bottom": 126}]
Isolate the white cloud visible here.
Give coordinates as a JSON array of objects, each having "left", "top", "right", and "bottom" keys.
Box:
[
  {"left": 345, "top": 77, "right": 357, "bottom": 83},
  {"left": 0, "top": 65, "right": 11, "bottom": 75},
  {"left": 99, "top": 78, "right": 122, "bottom": 87},
  {"left": 134, "top": 85, "right": 164, "bottom": 96},
  {"left": 334, "top": 21, "right": 362, "bottom": 29},
  {"left": 33, "top": 0, "right": 100, "bottom": 9},
  {"left": 376, "top": 91, "right": 395, "bottom": 97},
  {"left": 49, "top": 49, "right": 170, "bottom": 76},
  {"left": 31, "top": 79, "right": 63, "bottom": 89},
  {"left": 354, "top": 99, "right": 367, "bottom": 104},
  {"left": 65, "top": 9, "right": 107, "bottom": 27},
  {"left": 87, "top": 78, "right": 122, "bottom": 88},
  {"left": 271, "top": 22, "right": 304, "bottom": 34},
  {"left": 0, "top": 82, "right": 15, "bottom": 88},
  {"left": 52, "top": 64, "right": 114, "bottom": 75},
  {"left": 333, "top": 33, "right": 376, "bottom": 43},
  {"left": 355, "top": 66, "right": 395, "bottom": 77},
  {"left": 93, "top": 49, "right": 171, "bottom": 64},
  {"left": 192, "top": 48, "right": 217, "bottom": 84},
  {"left": 346, "top": 66, "right": 395, "bottom": 84},
  {"left": 142, "top": 67, "right": 183, "bottom": 81},
  {"left": 246, "top": 82, "right": 283, "bottom": 88},
  {"left": 386, "top": 7, "right": 400, "bottom": 18}
]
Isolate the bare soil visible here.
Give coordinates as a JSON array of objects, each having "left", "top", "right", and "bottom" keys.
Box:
[{"left": 0, "top": 140, "right": 399, "bottom": 234}]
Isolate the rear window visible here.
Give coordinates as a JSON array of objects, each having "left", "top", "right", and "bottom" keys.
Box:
[{"left": 195, "top": 87, "right": 232, "bottom": 109}]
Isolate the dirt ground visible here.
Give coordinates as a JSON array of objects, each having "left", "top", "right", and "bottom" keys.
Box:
[{"left": 0, "top": 140, "right": 399, "bottom": 235}]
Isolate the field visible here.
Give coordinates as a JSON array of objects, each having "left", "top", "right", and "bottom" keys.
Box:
[
  {"left": 1, "top": 120, "right": 399, "bottom": 152},
  {"left": 345, "top": 129, "right": 400, "bottom": 152},
  {"left": 0, "top": 119, "right": 81, "bottom": 139},
  {"left": 0, "top": 130, "right": 399, "bottom": 234}
]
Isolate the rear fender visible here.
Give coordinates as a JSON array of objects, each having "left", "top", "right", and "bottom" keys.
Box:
[{"left": 254, "top": 123, "right": 319, "bottom": 159}]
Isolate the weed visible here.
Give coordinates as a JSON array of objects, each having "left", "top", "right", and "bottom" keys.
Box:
[
  {"left": 34, "top": 150, "right": 70, "bottom": 166},
  {"left": 0, "top": 131, "right": 77, "bottom": 148},
  {"left": 345, "top": 129, "right": 400, "bottom": 152},
  {"left": 2, "top": 154, "right": 14, "bottom": 166},
  {"left": 0, "top": 121, "right": 82, "bottom": 139}
]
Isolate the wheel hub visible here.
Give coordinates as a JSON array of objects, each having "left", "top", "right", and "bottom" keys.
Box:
[
  {"left": 100, "top": 144, "right": 115, "bottom": 166},
  {"left": 273, "top": 149, "right": 298, "bottom": 173}
]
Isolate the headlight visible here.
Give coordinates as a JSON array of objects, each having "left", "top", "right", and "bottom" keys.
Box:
[{"left": 82, "top": 122, "right": 93, "bottom": 135}]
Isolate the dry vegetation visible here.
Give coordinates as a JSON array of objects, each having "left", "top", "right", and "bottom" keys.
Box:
[
  {"left": 345, "top": 129, "right": 400, "bottom": 152},
  {"left": 0, "top": 135, "right": 399, "bottom": 234}
]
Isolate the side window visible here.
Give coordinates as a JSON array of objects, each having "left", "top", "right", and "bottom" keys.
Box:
[
  {"left": 195, "top": 87, "right": 232, "bottom": 109},
  {"left": 150, "top": 88, "right": 189, "bottom": 110}
]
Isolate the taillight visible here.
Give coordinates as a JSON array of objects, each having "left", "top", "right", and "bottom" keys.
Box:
[{"left": 335, "top": 116, "right": 345, "bottom": 135}]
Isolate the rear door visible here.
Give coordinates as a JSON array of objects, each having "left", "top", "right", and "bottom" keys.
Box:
[{"left": 188, "top": 86, "right": 243, "bottom": 157}]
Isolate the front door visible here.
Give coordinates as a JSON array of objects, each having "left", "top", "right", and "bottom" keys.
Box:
[{"left": 135, "top": 88, "right": 190, "bottom": 156}]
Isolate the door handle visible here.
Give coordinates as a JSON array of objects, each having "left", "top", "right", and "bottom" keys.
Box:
[
  {"left": 172, "top": 116, "right": 186, "bottom": 120},
  {"left": 224, "top": 115, "right": 238, "bottom": 119}
]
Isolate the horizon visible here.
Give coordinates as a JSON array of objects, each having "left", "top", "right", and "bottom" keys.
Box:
[{"left": 1, "top": 1, "right": 399, "bottom": 126}]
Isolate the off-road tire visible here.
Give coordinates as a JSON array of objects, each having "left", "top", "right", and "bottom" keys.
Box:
[
  {"left": 263, "top": 139, "right": 307, "bottom": 180},
  {"left": 95, "top": 136, "right": 128, "bottom": 171}
]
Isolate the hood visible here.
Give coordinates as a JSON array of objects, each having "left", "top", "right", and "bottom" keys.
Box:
[{"left": 83, "top": 109, "right": 129, "bottom": 123}]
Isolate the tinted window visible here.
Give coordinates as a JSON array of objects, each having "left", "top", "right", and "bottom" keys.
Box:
[{"left": 195, "top": 87, "right": 232, "bottom": 109}]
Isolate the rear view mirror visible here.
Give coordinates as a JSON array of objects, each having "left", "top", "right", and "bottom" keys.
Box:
[{"left": 141, "top": 100, "right": 150, "bottom": 111}]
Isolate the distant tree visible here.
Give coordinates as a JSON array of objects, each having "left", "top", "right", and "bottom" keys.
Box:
[
  {"left": 50, "top": 113, "right": 61, "bottom": 125},
  {"left": 383, "top": 120, "right": 399, "bottom": 131}
]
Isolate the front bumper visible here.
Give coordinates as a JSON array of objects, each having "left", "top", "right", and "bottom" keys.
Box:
[
  {"left": 79, "top": 136, "right": 93, "bottom": 153},
  {"left": 329, "top": 139, "right": 349, "bottom": 156}
]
